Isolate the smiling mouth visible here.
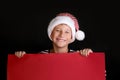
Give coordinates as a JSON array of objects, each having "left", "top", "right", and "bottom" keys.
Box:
[{"left": 56, "top": 38, "right": 66, "bottom": 41}]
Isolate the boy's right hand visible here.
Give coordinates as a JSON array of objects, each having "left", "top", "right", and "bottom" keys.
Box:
[{"left": 15, "top": 51, "right": 26, "bottom": 58}]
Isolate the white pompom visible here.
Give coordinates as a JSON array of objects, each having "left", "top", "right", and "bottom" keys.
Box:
[{"left": 75, "top": 30, "right": 85, "bottom": 41}]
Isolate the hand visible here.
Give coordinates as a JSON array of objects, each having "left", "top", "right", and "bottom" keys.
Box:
[
  {"left": 15, "top": 51, "right": 26, "bottom": 58},
  {"left": 78, "top": 48, "right": 93, "bottom": 57}
]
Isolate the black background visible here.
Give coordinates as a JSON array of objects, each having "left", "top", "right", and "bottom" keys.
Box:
[{"left": 0, "top": 1, "right": 119, "bottom": 80}]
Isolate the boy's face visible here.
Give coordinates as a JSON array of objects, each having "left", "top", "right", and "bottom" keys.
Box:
[{"left": 50, "top": 24, "right": 72, "bottom": 48}]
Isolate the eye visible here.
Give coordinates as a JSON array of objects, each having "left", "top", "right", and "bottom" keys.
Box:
[
  {"left": 55, "top": 29, "right": 60, "bottom": 32},
  {"left": 65, "top": 31, "right": 70, "bottom": 33}
]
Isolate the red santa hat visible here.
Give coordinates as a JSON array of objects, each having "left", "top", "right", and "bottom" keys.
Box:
[{"left": 47, "top": 12, "right": 85, "bottom": 43}]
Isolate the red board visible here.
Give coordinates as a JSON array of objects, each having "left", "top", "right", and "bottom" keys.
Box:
[{"left": 7, "top": 52, "right": 105, "bottom": 80}]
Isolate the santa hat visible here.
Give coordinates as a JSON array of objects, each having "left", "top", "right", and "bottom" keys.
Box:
[{"left": 47, "top": 12, "right": 85, "bottom": 43}]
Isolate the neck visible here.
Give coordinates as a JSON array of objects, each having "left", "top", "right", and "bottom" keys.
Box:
[{"left": 50, "top": 46, "right": 68, "bottom": 53}]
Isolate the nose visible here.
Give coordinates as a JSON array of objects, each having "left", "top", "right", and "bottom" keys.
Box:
[{"left": 59, "top": 31, "right": 64, "bottom": 37}]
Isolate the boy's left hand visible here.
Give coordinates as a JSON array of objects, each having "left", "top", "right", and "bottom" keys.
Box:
[{"left": 78, "top": 48, "right": 93, "bottom": 57}]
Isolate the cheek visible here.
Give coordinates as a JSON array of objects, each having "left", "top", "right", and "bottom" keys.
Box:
[
  {"left": 66, "top": 34, "right": 72, "bottom": 41},
  {"left": 68, "top": 33, "right": 72, "bottom": 39},
  {"left": 50, "top": 32, "right": 56, "bottom": 40}
]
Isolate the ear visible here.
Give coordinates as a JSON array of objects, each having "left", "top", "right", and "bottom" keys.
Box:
[{"left": 50, "top": 35, "right": 53, "bottom": 41}]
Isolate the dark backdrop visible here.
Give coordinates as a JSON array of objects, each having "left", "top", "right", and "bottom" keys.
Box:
[{"left": 0, "top": 1, "right": 119, "bottom": 80}]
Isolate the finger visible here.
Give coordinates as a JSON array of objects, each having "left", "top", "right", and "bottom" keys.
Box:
[
  {"left": 76, "top": 50, "right": 79, "bottom": 53},
  {"left": 80, "top": 49, "right": 87, "bottom": 56},
  {"left": 21, "top": 51, "right": 26, "bottom": 57},
  {"left": 79, "top": 50, "right": 83, "bottom": 55},
  {"left": 83, "top": 49, "right": 90, "bottom": 56},
  {"left": 84, "top": 49, "right": 93, "bottom": 55},
  {"left": 88, "top": 49, "right": 93, "bottom": 53},
  {"left": 18, "top": 51, "right": 22, "bottom": 58},
  {"left": 15, "top": 51, "right": 22, "bottom": 58},
  {"left": 15, "top": 52, "right": 19, "bottom": 57}
]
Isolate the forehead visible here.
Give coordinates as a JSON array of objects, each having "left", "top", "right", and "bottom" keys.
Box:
[{"left": 54, "top": 24, "right": 71, "bottom": 30}]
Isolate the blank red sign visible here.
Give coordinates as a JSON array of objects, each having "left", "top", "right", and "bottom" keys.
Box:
[{"left": 7, "top": 52, "right": 105, "bottom": 80}]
